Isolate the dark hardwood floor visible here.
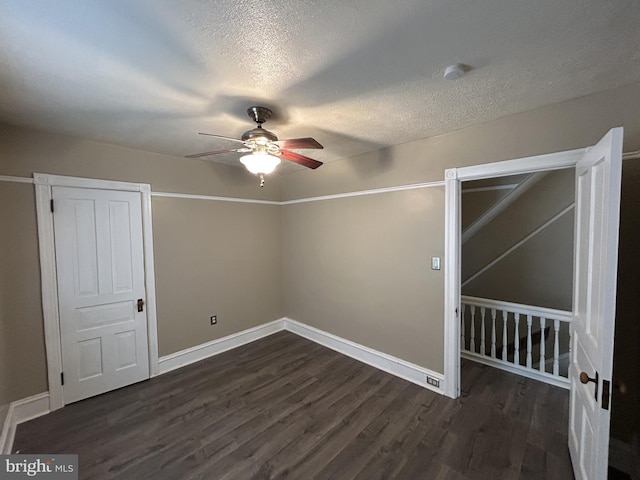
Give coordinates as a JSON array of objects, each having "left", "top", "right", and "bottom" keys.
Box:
[{"left": 14, "top": 331, "right": 573, "bottom": 479}]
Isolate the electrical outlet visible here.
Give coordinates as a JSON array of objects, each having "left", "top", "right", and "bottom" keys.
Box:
[
  {"left": 210, "top": 315, "right": 217, "bottom": 325},
  {"left": 426, "top": 376, "right": 440, "bottom": 388}
]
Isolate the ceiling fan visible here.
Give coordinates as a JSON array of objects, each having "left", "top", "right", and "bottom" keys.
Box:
[{"left": 186, "top": 106, "right": 323, "bottom": 186}]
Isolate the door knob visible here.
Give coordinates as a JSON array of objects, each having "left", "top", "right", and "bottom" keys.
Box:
[
  {"left": 579, "top": 372, "right": 596, "bottom": 384},
  {"left": 137, "top": 298, "right": 145, "bottom": 312},
  {"left": 579, "top": 370, "right": 599, "bottom": 401}
]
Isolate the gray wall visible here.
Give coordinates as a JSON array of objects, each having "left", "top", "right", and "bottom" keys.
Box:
[
  {"left": 0, "top": 182, "right": 47, "bottom": 404},
  {"left": 153, "top": 198, "right": 283, "bottom": 356},
  {"left": 0, "top": 124, "right": 284, "bottom": 405},
  {"left": 283, "top": 188, "right": 445, "bottom": 371}
]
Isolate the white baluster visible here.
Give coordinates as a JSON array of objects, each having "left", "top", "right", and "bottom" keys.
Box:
[
  {"left": 461, "top": 304, "right": 467, "bottom": 351},
  {"left": 490, "top": 308, "right": 497, "bottom": 358},
  {"left": 514, "top": 313, "right": 520, "bottom": 365},
  {"left": 470, "top": 307, "right": 476, "bottom": 353},
  {"left": 539, "top": 317, "right": 546, "bottom": 372},
  {"left": 502, "top": 310, "right": 508, "bottom": 360},
  {"left": 526, "top": 315, "right": 532, "bottom": 368},
  {"left": 480, "top": 307, "right": 486, "bottom": 355},
  {"left": 553, "top": 319, "right": 560, "bottom": 376}
]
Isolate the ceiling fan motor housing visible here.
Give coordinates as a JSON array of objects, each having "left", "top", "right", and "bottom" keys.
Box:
[
  {"left": 241, "top": 127, "right": 278, "bottom": 143},
  {"left": 242, "top": 106, "right": 278, "bottom": 144}
]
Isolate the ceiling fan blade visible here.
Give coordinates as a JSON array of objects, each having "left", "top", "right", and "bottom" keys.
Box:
[
  {"left": 280, "top": 150, "right": 323, "bottom": 169},
  {"left": 185, "top": 148, "right": 249, "bottom": 159},
  {"left": 198, "top": 133, "right": 246, "bottom": 144},
  {"left": 275, "top": 137, "right": 323, "bottom": 150}
]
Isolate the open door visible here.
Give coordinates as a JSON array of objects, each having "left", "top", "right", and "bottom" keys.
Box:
[{"left": 569, "top": 127, "right": 623, "bottom": 480}]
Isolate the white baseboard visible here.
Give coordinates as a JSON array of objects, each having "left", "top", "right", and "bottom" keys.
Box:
[
  {"left": 158, "top": 318, "right": 286, "bottom": 375},
  {"left": 461, "top": 351, "right": 570, "bottom": 389},
  {"left": 3, "top": 318, "right": 447, "bottom": 452},
  {"left": 0, "top": 392, "right": 50, "bottom": 454},
  {"left": 284, "top": 318, "right": 445, "bottom": 395}
]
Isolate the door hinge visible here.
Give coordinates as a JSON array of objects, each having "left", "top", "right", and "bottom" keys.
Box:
[
  {"left": 50, "top": 199, "right": 54, "bottom": 213},
  {"left": 602, "top": 379, "right": 611, "bottom": 410},
  {"left": 61, "top": 372, "right": 64, "bottom": 386}
]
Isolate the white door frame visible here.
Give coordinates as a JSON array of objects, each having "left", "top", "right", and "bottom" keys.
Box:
[
  {"left": 442, "top": 148, "right": 586, "bottom": 398},
  {"left": 34, "top": 173, "right": 159, "bottom": 411}
]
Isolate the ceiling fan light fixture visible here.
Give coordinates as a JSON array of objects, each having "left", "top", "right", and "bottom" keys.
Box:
[{"left": 239, "top": 152, "right": 281, "bottom": 174}]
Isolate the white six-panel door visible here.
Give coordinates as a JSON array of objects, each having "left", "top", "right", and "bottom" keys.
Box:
[
  {"left": 53, "top": 186, "right": 149, "bottom": 404},
  {"left": 569, "top": 127, "right": 623, "bottom": 480}
]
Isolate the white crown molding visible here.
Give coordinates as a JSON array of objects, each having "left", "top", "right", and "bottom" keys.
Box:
[
  {"left": 281, "top": 180, "right": 446, "bottom": 205},
  {"left": 151, "top": 191, "right": 281, "bottom": 205},
  {"left": 0, "top": 175, "right": 34, "bottom": 184}
]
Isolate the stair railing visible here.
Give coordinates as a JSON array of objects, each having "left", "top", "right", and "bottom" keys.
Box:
[{"left": 461, "top": 295, "right": 572, "bottom": 388}]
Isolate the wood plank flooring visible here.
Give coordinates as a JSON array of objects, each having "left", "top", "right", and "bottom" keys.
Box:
[{"left": 13, "top": 331, "right": 573, "bottom": 479}]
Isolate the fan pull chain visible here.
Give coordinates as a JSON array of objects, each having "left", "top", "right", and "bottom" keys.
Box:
[{"left": 260, "top": 174, "right": 265, "bottom": 188}]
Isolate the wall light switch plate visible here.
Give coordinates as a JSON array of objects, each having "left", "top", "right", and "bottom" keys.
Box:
[{"left": 431, "top": 257, "right": 441, "bottom": 270}]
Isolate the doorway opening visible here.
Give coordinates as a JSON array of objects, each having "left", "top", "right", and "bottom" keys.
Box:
[
  {"left": 459, "top": 169, "right": 575, "bottom": 388},
  {"left": 443, "top": 128, "right": 624, "bottom": 480}
]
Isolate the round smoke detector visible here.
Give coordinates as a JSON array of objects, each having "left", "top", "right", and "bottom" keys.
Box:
[{"left": 444, "top": 63, "right": 467, "bottom": 80}]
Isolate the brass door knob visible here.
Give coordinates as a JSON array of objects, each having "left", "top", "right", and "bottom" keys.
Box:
[{"left": 580, "top": 372, "right": 597, "bottom": 384}]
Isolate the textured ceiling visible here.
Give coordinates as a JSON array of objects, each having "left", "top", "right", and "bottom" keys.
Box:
[{"left": 1, "top": 0, "right": 639, "bottom": 172}]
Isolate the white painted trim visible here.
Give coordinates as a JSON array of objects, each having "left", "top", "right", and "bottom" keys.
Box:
[
  {"left": 461, "top": 351, "right": 569, "bottom": 389},
  {"left": 461, "top": 295, "right": 573, "bottom": 322},
  {"left": 140, "top": 185, "right": 160, "bottom": 377},
  {"left": 281, "top": 180, "right": 446, "bottom": 205},
  {"left": 0, "top": 175, "right": 34, "bottom": 184},
  {"left": 444, "top": 168, "right": 461, "bottom": 398},
  {"left": 462, "top": 184, "right": 517, "bottom": 193},
  {"left": 462, "top": 172, "right": 547, "bottom": 244},
  {"left": 152, "top": 181, "right": 443, "bottom": 206},
  {"left": 35, "top": 182, "right": 64, "bottom": 411},
  {"left": 454, "top": 148, "right": 585, "bottom": 181},
  {"left": 34, "top": 173, "right": 145, "bottom": 192},
  {"left": 462, "top": 203, "right": 575, "bottom": 287},
  {"left": 158, "top": 319, "right": 286, "bottom": 374},
  {"left": 284, "top": 318, "right": 445, "bottom": 395},
  {"left": 151, "top": 191, "right": 281, "bottom": 205},
  {"left": 0, "top": 393, "right": 50, "bottom": 454},
  {"left": 35, "top": 174, "right": 159, "bottom": 410},
  {"left": 444, "top": 148, "right": 584, "bottom": 400}
]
